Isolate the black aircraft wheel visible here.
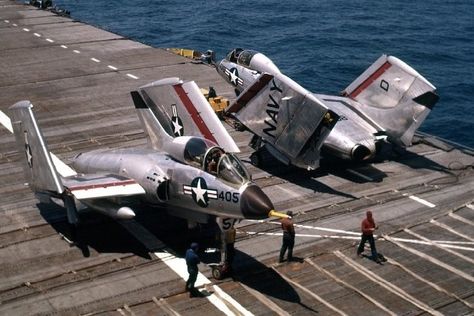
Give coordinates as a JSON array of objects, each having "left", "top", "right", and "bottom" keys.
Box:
[
  {"left": 212, "top": 266, "right": 224, "bottom": 280},
  {"left": 250, "top": 152, "right": 261, "bottom": 167}
]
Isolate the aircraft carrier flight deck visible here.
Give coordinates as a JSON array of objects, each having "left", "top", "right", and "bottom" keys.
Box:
[{"left": 0, "top": 1, "right": 473, "bottom": 315}]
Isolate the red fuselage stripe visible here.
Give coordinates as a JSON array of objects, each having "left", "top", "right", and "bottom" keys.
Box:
[
  {"left": 349, "top": 61, "right": 392, "bottom": 99},
  {"left": 69, "top": 179, "right": 137, "bottom": 191},
  {"left": 173, "top": 84, "right": 218, "bottom": 143}
]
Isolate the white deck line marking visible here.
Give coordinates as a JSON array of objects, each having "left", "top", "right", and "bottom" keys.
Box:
[
  {"left": 4, "top": 20, "right": 9, "bottom": 23},
  {"left": 73, "top": 50, "right": 80, "bottom": 54},
  {"left": 152, "top": 297, "right": 181, "bottom": 316},
  {"left": 404, "top": 228, "right": 474, "bottom": 265},
  {"left": 449, "top": 212, "right": 474, "bottom": 226},
  {"left": 430, "top": 219, "right": 474, "bottom": 242},
  {"left": 116, "top": 308, "right": 127, "bottom": 316},
  {"left": 467, "top": 204, "right": 474, "bottom": 210},
  {"left": 334, "top": 251, "right": 443, "bottom": 316},
  {"left": 0, "top": 110, "right": 13, "bottom": 133},
  {"left": 347, "top": 169, "right": 373, "bottom": 181},
  {"left": 245, "top": 232, "right": 474, "bottom": 250},
  {"left": 12, "top": 23, "right": 17, "bottom": 27},
  {"left": 46, "top": 38, "right": 54, "bottom": 43},
  {"left": 384, "top": 235, "right": 474, "bottom": 282},
  {"left": 107, "top": 65, "right": 118, "bottom": 70},
  {"left": 271, "top": 266, "right": 348, "bottom": 316},
  {"left": 305, "top": 258, "right": 397, "bottom": 315},
  {"left": 406, "top": 195, "right": 436, "bottom": 208},
  {"left": 60, "top": 45, "right": 68, "bottom": 49},
  {"left": 126, "top": 73, "right": 139, "bottom": 79},
  {"left": 387, "top": 258, "right": 473, "bottom": 309},
  {"left": 240, "top": 283, "right": 291, "bottom": 316},
  {"left": 249, "top": 220, "right": 361, "bottom": 236},
  {"left": 33, "top": 33, "right": 41, "bottom": 37},
  {"left": 22, "top": 28, "right": 29, "bottom": 32},
  {"left": 154, "top": 252, "right": 253, "bottom": 316},
  {"left": 91, "top": 57, "right": 100, "bottom": 63}
]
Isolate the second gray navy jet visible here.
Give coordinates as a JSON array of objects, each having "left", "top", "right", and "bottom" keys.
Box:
[{"left": 212, "top": 48, "right": 439, "bottom": 166}]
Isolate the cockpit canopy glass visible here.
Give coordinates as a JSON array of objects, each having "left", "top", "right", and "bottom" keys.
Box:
[
  {"left": 204, "top": 146, "right": 250, "bottom": 185},
  {"left": 184, "top": 138, "right": 217, "bottom": 167},
  {"left": 237, "top": 50, "right": 258, "bottom": 68},
  {"left": 218, "top": 153, "right": 250, "bottom": 185},
  {"left": 227, "top": 48, "right": 243, "bottom": 63}
]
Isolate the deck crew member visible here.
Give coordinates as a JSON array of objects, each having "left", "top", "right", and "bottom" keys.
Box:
[
  {"left": 279, "top": 211, "right": 295, "bottom": 262},
  {"left": 185, "top": 242, "right": 201, "bottom": 297},
  {"left": 357, "top": 210, "right": 380, "bottom": 263}
]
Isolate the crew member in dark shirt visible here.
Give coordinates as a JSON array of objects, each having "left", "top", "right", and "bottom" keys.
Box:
[
  {"left": 279, "top": 211, "right": 295, "bottom": 262},
  {"left": 185, "top": 242, "right": 200, "bottom": 296},
  {"left": 357, "top": 210, "right": 380, "bottom": 262}
]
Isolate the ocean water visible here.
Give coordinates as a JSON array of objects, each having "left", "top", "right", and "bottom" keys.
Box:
[{"left": 55, "top": 0, "right": 474, "bottom": 148}]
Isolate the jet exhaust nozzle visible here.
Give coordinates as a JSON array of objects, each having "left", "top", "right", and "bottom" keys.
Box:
[{"left": 351, "top": 144, "right": 373, "bottom": 161}]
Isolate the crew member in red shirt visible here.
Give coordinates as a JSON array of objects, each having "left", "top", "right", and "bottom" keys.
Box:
[
  {"left": 279, "top": 211, "right": 295, "bottom": 262},
  {"left": 357, "top": 210, "right": 380, "bottom": 262}
]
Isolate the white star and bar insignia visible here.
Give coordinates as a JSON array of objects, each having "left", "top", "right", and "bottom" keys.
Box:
[{"left": 183, "top": 177, "right": 217, "bottom": 207}]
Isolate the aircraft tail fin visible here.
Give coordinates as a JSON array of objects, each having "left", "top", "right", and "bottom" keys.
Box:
[
  {"left": 342, "top": 55, "right": 439, "bottom": 146},
  {"left": 131, "top": 90, "right": 173, "bottom": 150},
  {"left": 9, "top": 101, "right": 64, "bottom": 194}
]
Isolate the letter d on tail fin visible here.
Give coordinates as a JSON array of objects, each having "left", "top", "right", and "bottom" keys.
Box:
[
  {"left": 343, "top": 55, "right": 439, "bottom": 146},
  {"left": 9, "top": 101, "right": 63, "bottom": 194}
]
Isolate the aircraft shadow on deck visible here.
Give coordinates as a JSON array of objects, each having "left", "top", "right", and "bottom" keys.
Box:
[{"left": 37, "top": 202, "right": 318, "bottom": 310}]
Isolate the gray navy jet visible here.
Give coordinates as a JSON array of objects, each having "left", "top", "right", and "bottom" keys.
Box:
[
  {"left": 213, "top": 48, "right": 439, "bottom": 166},
  {"left": 2, "top": 78, "right": 284, "bottom": 276}
]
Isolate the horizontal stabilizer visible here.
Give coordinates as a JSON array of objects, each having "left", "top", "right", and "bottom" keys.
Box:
[{"left": 63, "top": 174, "right": 145, "bottom": 200}]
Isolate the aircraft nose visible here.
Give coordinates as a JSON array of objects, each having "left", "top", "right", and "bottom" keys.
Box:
[{"left": 240, "top": 185, "right": 274, "bottom": 219}]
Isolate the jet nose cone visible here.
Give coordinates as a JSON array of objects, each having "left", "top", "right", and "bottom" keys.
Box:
[{"left": 240, "top": 185, "right": 274, "bottom": 219}]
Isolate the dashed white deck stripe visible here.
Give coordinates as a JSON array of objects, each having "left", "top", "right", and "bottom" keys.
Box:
[
  {"left": 347, "top": 169, "right": 374, "bottom": 181},
  {"left": 123, "top": 304, "right": 136, "bottom": 316},
  {"left": 334, "top": 251, "right": 443, "bottom": 316},
  {"left": 384, "top": 235, "right": 474, "bottom": 282},
  {"left": 449, "top": 212, "right": 474, "bottom": 226},
  {"left": 152, "top": 297, "right": 181, "bottom": 316},
  {"left": 406, "top": 195, "right": 436, "bottom": 208},
  {"left": 91, "top": 57, "right": 100, "bottom": 63},
  {"left": 108, "top": 65, "right": 118, "bottom": 70},
  {"left": 22, "top": 28, "right": 29, "bottom": 32},
  {"left": 60, "top": 45, "right": 68, "bottom": 49},
  {"left": 154, "top": 252, "right": 253, "bottom": 316},
  {"left": 12, "top": 23, "right": 17, "bottom": 26},
  {"left": 240, "top": 282, "right": 291, "bottom": 316},
  {"left": 33, "top": 33, "right": 41, "bottom": 37},
  {"left": 467, "top": 204, "right": 474, "bottom": 210},
  {"left": 46, "top": 38, "right": 54, "bottom": 43},
  {"left": 305, "top": 258, "right": 397, "bottom": 315},
  {"left": 73, "top": 50, "right": 80, "bottom": 54},
  {"left": 404, "top": 228, "right": 474, "bottom": 265},
  {"left": 4, "top": 20, "right": 9, "bottom": 23},
  {"left": 430, "top": 219, "right": 474, "bottom": 242},
  {"left": 387, "top": 258, "right": 473, "bottom": 309},
  {"left": 271, "top": 266, "right": 348, "bottom": 316},
  {"left": 126, "top": 73, "right": 139, "bottom": 79}
]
